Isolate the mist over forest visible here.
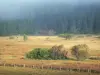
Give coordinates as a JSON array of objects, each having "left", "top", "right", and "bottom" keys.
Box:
[{"left": 0, "top": 0, "right": 100, "bottom": 35}]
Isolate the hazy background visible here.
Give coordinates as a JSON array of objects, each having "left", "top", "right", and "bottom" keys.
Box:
[
  {"left": 0, "top": 0, "right": 100, "bottom": 35},
  {"left": 0, "top": 0, "right": 100, "bottom": 19}
]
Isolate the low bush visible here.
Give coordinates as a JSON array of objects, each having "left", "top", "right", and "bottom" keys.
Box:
[
  {"left": 26, "top": 48, "right": 50, "bottom": 59},
  {"left": 49, "top": 45, "right": 68, "bottom": 59},
  {"left": 71, "top": 44, "right": 89, "bottom": 61},
  {"left": 26, "top": 45, "right": 68, "bottom": 60},
  {"left": 58, "top": 34, "right": 73, "bottom": 40}
]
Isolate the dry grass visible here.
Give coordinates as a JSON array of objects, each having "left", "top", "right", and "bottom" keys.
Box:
[
  {"left": 0, "top": 66, "right": 99, "bottom": 75},
  {"left": 0, "top": 35, "right": 100, "bottom": 65}
]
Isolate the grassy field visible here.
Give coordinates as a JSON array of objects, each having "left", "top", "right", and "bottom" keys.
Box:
[
  {"left": 0, "top": 35, "right": 100, "bottom": 59},
  {"left": 0, "top": 35, "right": 100, "bottom": 74},
  {"left": 0, "top": 66, "right": 99, "bottom": 75}
]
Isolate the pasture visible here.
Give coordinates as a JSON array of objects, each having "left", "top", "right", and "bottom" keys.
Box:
[
  {"left": 0, "top": 66, "right": 99, "bottom": 75},
  {"left": 0, "top": 35, "right": 100, "bottom": 75}
]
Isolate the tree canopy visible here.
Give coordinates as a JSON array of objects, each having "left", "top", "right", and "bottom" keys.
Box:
[{"left": 0, "top": 3, "right": 100, "bottom": 35}]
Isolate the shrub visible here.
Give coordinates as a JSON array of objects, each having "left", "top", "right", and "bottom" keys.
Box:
[
  {"left": 26, "top": 48, "right": 50, "bottom": 59},
  {"left": 23, "top": 34, "right": 28, "bottom": 41},
  {"left": 49, "top": 45, "right": 68, "bottom": 59},
  {"left": 26, "top": 45, "right": 68, "bottom": 60},
  {"left": 58, "top": 34, "right": 73, "bottom": 40},
  {"left": 71, "top": 44, "right": 89, "bottom": 61},
  {"left": 9, "top": 36, "right": 15, "bottom": 39}
]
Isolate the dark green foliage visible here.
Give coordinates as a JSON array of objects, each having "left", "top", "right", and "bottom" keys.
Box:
[
  {"left": 0, "top": 4, "right": 100, "bottom": 36},
  {"left": 71, "top": 44, "right": 89, "bottom": 61},
  {"left": 26, "top": 48, "right": 50, "bottom": 59},
  {"left": 59, "top": 34, "right": 73, "bottom": 40},
  {"left": 26, "top": 45, "right": 68, "bottom": 60}
]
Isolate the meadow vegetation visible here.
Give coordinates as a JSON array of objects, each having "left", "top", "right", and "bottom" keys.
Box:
[
  {"left": 26, "top": 45, "right": 68, "bottom": 60},
  {"left": 26, "top": 48, "right": 50, "bottom": 59},
  {"left": 0, "top": 34, "right": 100, "bottom": 75},
  {"left": 1, "top": 66, "right": 99, "bottom": 75},
  {"left": 71, "top": 44, "right": 89, "bottom": 61},
  {"left": 26, "top": 44, "right": 90, "bottom": 61},
  {"left": 58, "top": 33, "right": 73, "bottom": 40}
]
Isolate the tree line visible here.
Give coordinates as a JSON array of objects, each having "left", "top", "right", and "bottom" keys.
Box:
[{"left": 0, "top": 3, "right": 100, "bottom": 36}]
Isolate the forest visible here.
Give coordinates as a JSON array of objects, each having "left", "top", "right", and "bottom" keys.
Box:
[{"left": 0, "top": 1, "right": 100, "bottom": 35}]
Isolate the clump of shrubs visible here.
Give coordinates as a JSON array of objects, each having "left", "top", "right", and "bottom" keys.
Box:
[
  {"left": 59, "top": 34, "right": 73, "bottom": 40},
  {"left": 71, "top": 44, "right": 89, "bottom": 61},
  {"left": 26, "top": 44, "right": 90, "bottom": 61},
  {"left": 26, "top": 45, "right": 68, "bottom": 60}
]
